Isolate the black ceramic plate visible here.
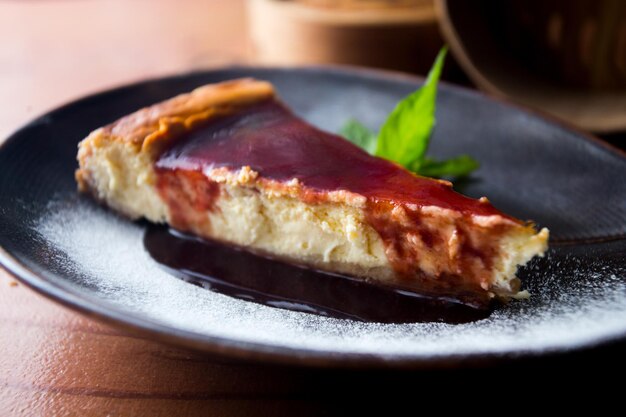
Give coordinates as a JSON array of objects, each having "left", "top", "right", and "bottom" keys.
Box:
[{"left": 1, "top": 67, "right": 625, "bottom": 368}]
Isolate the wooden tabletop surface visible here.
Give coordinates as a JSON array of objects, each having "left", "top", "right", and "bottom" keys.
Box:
[{"left": 0, "top": 1, "right": 622, "bottom": 414}]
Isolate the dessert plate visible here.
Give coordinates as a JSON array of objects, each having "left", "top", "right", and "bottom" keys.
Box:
[{"left": 1, "top": 67, "right": 625, "bottom": 367}]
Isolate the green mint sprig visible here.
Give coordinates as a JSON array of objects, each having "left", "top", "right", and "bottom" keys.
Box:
[{"left": 339, "top": 47, "right": 478, "bottom": 179}]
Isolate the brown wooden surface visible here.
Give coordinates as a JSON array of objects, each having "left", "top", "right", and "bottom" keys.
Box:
[
  {"left": 0, "top": 0, "right": 248, "bottom": 141},
  {"left": 0, "top": 1, "right": 622, "bottom": 414}
]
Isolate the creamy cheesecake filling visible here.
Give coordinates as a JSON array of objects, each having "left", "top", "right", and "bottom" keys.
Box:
[
  {"left": 76, "top": 79, "right": 548, "bottom": 299},
  {"left": 153, "top": 99, "right": 526, "bottom": 294}
]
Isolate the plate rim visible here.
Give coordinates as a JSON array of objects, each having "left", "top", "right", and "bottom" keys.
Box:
[
  {"left": 3, "top": 244, "right": 623, "bottom": 369},
  {"left": 1, "top": 64, "right": 625, "bottom": 369}
]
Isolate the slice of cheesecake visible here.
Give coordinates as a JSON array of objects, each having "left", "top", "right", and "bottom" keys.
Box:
[{"left": 76, "top": 78, "right": 548, "bottom": 299}]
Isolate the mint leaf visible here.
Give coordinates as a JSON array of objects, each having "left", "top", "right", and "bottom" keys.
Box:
[
  {"left": 339, "top": 119, "right": 377, "bottom": 154},
  {"left": 375, "top": 47, "right": 447, "bottom": 168},
  {"left": 413, "top": 155, "right": 479, "bottom": 178},
  {"left": 338, "top": 46, "right": 479, "bottom": 180}
]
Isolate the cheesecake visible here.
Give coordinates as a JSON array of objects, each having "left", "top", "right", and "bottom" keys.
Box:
[{"left": 76, "top": 79, "right": 548, "bottom": 299}]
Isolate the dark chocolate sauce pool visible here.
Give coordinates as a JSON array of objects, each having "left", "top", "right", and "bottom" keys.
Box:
[{"left": 144, "top": 225, "right": 492, "bottom": 324}]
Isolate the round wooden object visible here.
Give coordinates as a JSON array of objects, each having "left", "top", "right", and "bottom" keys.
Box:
[
  {"left": 248, "top": 0, "right": 444, "bottom": 74},
  {"left": 436, "top": 0, "right": 626, "bottom": 133}
]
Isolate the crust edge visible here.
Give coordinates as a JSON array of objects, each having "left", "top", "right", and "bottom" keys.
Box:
[{"left": 76, "top": 78, "right": 275, "bottom": 193}]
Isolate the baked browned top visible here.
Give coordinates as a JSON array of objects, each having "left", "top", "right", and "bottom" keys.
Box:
[{"left": 102, "top": 78, "right": 275, "bottom": 154}]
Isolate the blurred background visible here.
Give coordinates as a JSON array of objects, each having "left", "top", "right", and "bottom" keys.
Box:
[
  {"left": 2, "top": 0, "right": 625, "bottom": 143},
  {"left": 1, "top": 1, "right": 624, "bottom": 414}
]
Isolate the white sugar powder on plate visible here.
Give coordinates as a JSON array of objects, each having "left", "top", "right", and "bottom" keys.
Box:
[{"left": 35, "top": 198, "right": 626, "bottom": 358}]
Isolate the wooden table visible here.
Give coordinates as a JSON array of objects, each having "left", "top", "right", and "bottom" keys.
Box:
[
  {"left": 0, "top": 1, "right": 622, "bottom": 414},
  {"left": 0, "top": 0, "right": 250, "bottom": 141}
]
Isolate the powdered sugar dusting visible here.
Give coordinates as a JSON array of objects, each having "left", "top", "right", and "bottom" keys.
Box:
[{"left": 35, "top": 199, "right": 626, "bottom": 358}]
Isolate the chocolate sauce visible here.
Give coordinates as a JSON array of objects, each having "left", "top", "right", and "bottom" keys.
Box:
[{"left": 144, "top": 225, "right": 492, "bottom": 324}]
